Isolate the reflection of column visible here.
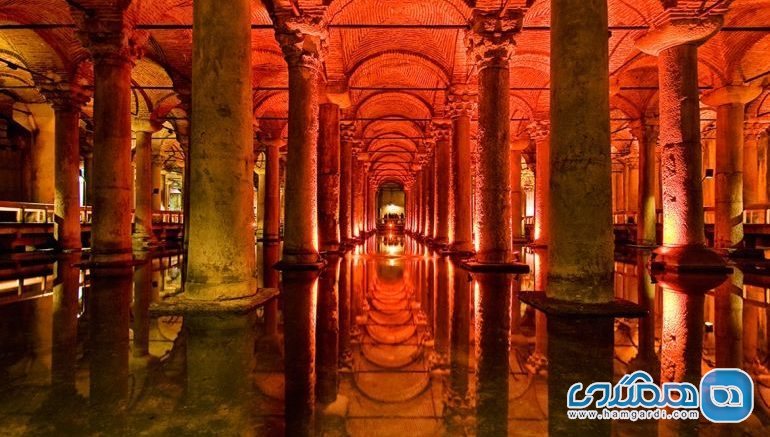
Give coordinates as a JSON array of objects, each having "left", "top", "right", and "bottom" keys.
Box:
[
  {"left": 432, "top": 121, "right": 451, "bottom": 246},
  {"left": 185, "top": 314, "right": 256, "bottom": 431},
  {"left": 474, "top": 273, "right": 512, "bottom": 436},
  {"left": 318, "top": 103, "right": 341, "bottom": 253},
  {"left": 316, "top": 255, "right": 340, "bottom": 404},
  {"left": 133, "top": 119, "right": 160, "bottom": 246},
  {"left": 445, "top": 258, "right": 472, "bottom": 431},
  {"left": 714, "top": 269, "right": 743, "bottom": 368},
  {"left": 636, "top": 9, "right": 724, "bottom": 270},
  {"left": 283, "top": 271, "right": 319, "bottom": 436},
  {"left": 88, "top": 266, "right": 132, "bottom": 423},
  {"left": 51, "top": 254, "right": 81, "bottom": 397},
  {"left": 276, "top": 13, "right": 326, "bottom": 264},
  {"left": 186, "top": 0, "right": 255, "bottom": 299},
  {"left": 338, "top": 254, "right": 352, "bottom": 367},
  {"left": 702, "top": 85, "right": 761, "bottom": 249},
  {"left": 628, "top": 252, "right": 659, "bottom": 376},
  {"left": 447, "top": 88, "right": 474, "bottom": 254},
  {"left": 133, "top": 255, "right": 153, "bottom": 357},
  {"left": 432, "top": 257, "right": 451, "bottom": 367}
]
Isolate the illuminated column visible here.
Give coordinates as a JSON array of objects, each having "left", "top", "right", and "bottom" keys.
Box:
[
  {"left": 432, "top": 121, "right": 452, "bottom": 246},
  {"left": 424, "top": 150, "right": 435, "bottom": 240},
  {"left": 317, "top": 102, "right": 341, "bottom": 253},
  {"left": 630, "top": 117, "right": 659, "bottom": 246},
  {"left": 703, "top": 85, "right": 761, "bottom": 249},
  {"left": 42, "top": 85, "right": 89, "bottom": 251},
  {"left": 275, "top": 14, "right": 327, "bottom": 263},
  {"left": 446, "top": 88, "right": 475, "bottom": 254},
  {"left": 418, "top": 165, "right": 427, "bottom": 236},
  {"left": 340, "top": 123, "right": 355, "bottom": 243},
  {"left": 133, "top": 119, "right": 160, "bottom": 247},
  {"left": 744, "top": 123, "right": 762, "bottom": 206},
  {"left": 186, "top": 0, "right": 256, "bottom": 299},
  {"left": 263, "top": 136, "right": 282, "bottom": 243},
  {"left": 528, "top": 120, "right": 550, "bottom": 246},
  {"left": 352, "top": 149, "right": 365, "bottom": 239},
  {"left": 73, "top": 6, "right": 142, "bottom": 264},
  {"left": 636, "top": 9, "right": 725, "bottom": 270},
  {"left": 510, "top": 139, "right": 527, "bottom": 244},
  {"left": 466, "top": 9, "right": 520, "bottom": 264}
]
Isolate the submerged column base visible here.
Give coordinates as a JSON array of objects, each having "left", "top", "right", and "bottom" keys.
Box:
[{"left": 651, "top": 245, "right": 730, "bottom": 273}]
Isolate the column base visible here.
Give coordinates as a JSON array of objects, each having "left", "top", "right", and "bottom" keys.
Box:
[
  {"left": 274, "top": 260, "right": 327, "bottom": 271},
  {"left": 149, "top": 287, "right": 278, "bottom": 316},
  {"left": 651, "top": 244, "right": 730, "bottom": 273},
  {"left": 460, "top": 260, "right": 530, "bottom": 274},
  {"left": 518, "top": 291, "right": 648, "bottom": 319},
  {"left": 258, "top": 236, "right": 282, "bottom": 244}
]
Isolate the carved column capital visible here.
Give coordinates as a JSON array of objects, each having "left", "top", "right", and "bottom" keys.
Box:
[
  {"left": 635, "top": 7, "right": 724, "bottom": 55},
  {"left": 446, "top": 86, "right": 477, "bottom": 119},
  {"left": 71, "top": 5, "right": 145, "bottom": 65},
  {"left": 341, "top": 121, "right": 357, "bottom": 143},
  {"left": 273, "top": 10, "right": 328, "bottom": 71},
  {"left": 430, "top": 120, "right": 452, "bottom": 142},
  {"left": 40, "top": 81, "right": 91, "bottom": 112},
  {"left": 525, "top": 119, "right": 550, "bottom": 144},
  {"left": 465, "top": 9, "right": 523, "bottom": 69}
]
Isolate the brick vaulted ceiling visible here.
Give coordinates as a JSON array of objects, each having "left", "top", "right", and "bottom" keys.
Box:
[{"left": 1, "top": 0, "right": 770, "bottom": 185}]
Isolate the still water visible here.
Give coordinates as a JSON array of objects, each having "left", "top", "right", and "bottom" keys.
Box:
[{"left": 0, "top": 236, "right": 769, "bottom": 435}]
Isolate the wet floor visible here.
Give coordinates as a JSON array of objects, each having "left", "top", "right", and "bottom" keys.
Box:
[{"left": 0, "top": 235, "right": 769, "bottom": 435}]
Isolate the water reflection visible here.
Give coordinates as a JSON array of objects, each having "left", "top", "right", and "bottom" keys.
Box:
[{"left": 0, "top": 238, "right": 769, "bottom": 435}]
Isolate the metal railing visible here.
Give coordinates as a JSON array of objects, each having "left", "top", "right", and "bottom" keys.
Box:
[{"left": 0, "top": 201, "right": 182, "bottom": 225}]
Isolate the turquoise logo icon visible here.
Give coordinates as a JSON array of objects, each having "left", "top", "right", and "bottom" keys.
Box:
[{"left": 700, "top": 368, "right": 754, "bottom": 423}]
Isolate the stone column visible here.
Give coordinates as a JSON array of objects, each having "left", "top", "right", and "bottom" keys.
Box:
[
  {"left": 636, "top": 9, "right": 725, "bottom": 270},
  {"left": 744, "top": 123, "right": 762, "bottom": 206},
  {"left": 467, "top": 10, "right": 520, "bottom": 263},
  {"left": 446, "top": 89, "right": 475, "bottom": 254},
  {"left": 73, "top": 8, "right": 142, "bottom": 264},
  {"left": 423, "top": 150, "right": 435, "bottom": 240},
  {"left": 702, "top": 85, "right": 761, "bottom": 249},
  {"left": 352, "top": 151, "right": 365, "bottom": 239},
  {"left": 186, "top": 0, "right": 256, "bottom": 299},
  {"left": 631, "top": 118, "right": 659, "bottom": 246},
  {"left": 151, "top": 143, "right": 163, "bottom": 211},
  {"left": 318, "top": 103, "right": 341, "bottom": 253},
  {"left": 275, "top": 14, "right": 327, "bottom": 264},
  {"left": 42, "top": 85, "right": 89, "bottom": 251},
  {"left": 263, "top": 136, "right": 282, "bottom": 243},
  {"left": 528, "top": 120, "right": 550, "bottom": 246},
  {"left": 84, "top": 152, "right": 94, "bottom": 206},
  {"left": 133, "top": 119, "right": 160, "bottom": 247},
  {"left": 340, "top": 123, "right": 355, "bottom": 244},
  {"left": 510, "top": 139, "right": 527, "bottom": 245},
  {"left": 432, "top": 121, "right": 452, "bottom": 246}
]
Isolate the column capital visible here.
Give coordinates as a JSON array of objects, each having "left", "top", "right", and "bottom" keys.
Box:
[
  {"left": 702, "top": 84, "right": 762, "bottom": 108},
  {"left": 465, "top": 9, "right": 523, "bottom": 69},
  {"left": 40, "top": 81, "right": 91, "bottom": 112},
  {"left": 71, "top": 5, "right": 145, "bottom": 65},
  {"left": 628, "top": 117, "right": 659, "bottom": 141},
  {"left": 526, "top": 119, "right": 550, "bottom": 144},
  {"left": 273, "top": 10, "right": 328, "bottom": 71},
  {"left": 132, "top": 117, "right": 162, "bottom": 133},
  {"left": 341, "top": 121, "right": 357, "bottom": 143},
  {"left": 635, "top": 8, "right": 723, "bottom": 56},
  {"left": 745, "top": 120, "right": 767, "bottom": 140},
  {"left": 430, "top": 120, "right": 452, "bottom": 142},
  {"left": 445, "top": 85, "right": 477, "bottom": 119}
]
